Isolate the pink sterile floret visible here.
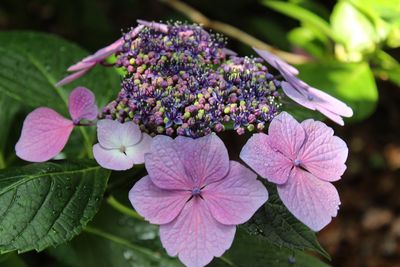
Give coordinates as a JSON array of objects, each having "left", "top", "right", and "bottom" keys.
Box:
[
  {"left": 240, "top": 112, "right": 348, "bottom": 231},
  {"left": 15, "top": 87, "right": 98, "bottom": 162},
  {"left": 93, "top": 119, "right": 152, "bottom": 171},
  {"left": 129, "top": 134, "right": 268, "bottom": 267}
]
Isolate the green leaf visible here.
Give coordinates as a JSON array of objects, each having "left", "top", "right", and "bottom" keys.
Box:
[
  {"left": 331, "top": 1, "right": 378, "bottom": 61},
  {"left": 48, "top": 197, "right": 182, "bottom": 267},
  {"left": 263, "top": 1, "right": 334, "bottom": 40},
  {"left": 210, "top": 229, "right": 330, "bottom": 267},
  {"left": 288, "top": 27, "right": 329, "bottom": 59},
  {"left": 0, "top": 160, "right": 110, "bottom": 253},
  {"left": 0, "top": 31, "right": 119, "bottom": 111},
  {"left": 296, "top": 62, "right": 378, "bottom": 122},
  {"left": 0, "top": 94, "right": 22, "bottom": 169},
  {"left": 241, "top": 182, "right": 330, "bottom": 259}
]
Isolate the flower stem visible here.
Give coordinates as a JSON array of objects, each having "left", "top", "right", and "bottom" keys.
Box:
[
  {"left": 83, "top": 226, "right": 160, "bottom": 259},
  {"left": 159, "top": 0, "right": 309, "bottom": 64},
  {"left": 106, "top": 195, "right": 144, "bottom": 221}
]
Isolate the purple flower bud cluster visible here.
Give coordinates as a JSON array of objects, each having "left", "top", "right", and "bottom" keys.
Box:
[{"left": 100, "top": 22, "right": 282, "bottom": 137}]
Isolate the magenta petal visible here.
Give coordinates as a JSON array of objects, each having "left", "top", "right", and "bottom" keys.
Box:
[
  {"left": 240, "top": 133, "right": 293, "bottom": 184},
  {"left": 68, "top": 87, "right": 98, "bottom": 121},
  {"left": 278, "top": 168, "right": 340, "bottom": 231},
  {"left": 67, "top": 60, "right": 96, "bottom": 72},
  {"left": 15, "top": 107, "right": 74, "bottom": 162},
  {"left": 299, "top": 119, "right": 348, "bottom": 182},
  {"left": 253, "top": 47, "right": 299, "bottom": 75},
  {"left": 137, "top": 19, "right": 169, "bottom": 33},
  {"left": 145, "top": 135, "right": 192, "bottom": 190},
  {"left": 203, "top": 161, "right": 268, "bottom": 225},
  {"left": 316, "top": 107, "right": 345, "bottom": 126},
  {"left": 160, "top": 198, "right": 236, "bottom": 267},
  {"left": 175, "top": 134, "right": 230, "bottom": 187},
  {"left": 145, "top": 135, "right": 230, "bottom": 190},
  {"left": 97, "top": 120, "right": 141, "bottom": 149},
  {"left": 129, "top": 176, "right": 190, "bottom": 224},
  {"left": 308, "top": 87, "right": 353, "bottom": 118},
  {"left": 55, "top": 69, "right": 91, "bottom": 87},
  {"left": 281, "top": 81, "right": 316, "bottom": 111},
  {"left": 268, "top": 112, "right": 305, "bottom": 159},
  {"left": 125, "top": 133, "right": 152, "bottom": 164},
  {"left": 93, "top": 144, "right": 134, "bottom": 170}
]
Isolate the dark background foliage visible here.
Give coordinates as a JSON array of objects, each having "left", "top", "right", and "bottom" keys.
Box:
[{"left": 1, "top": 0, "right": 399, "bottom": 266}]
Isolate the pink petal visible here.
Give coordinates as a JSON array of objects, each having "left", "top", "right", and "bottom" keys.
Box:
[
  {"left": 137, "top": 19, "right": 169, "bottom": 33},
  {"left": 67, "top": 38, "right": 124, "bottom": 72},
  {"left": 299, "top": 119, "right": 348, "bottom": 182},
  {"left": 97, "top": 120, "right": 141, "bottom": 149},
  {"left": 129, "top": 175, "right": 190, "bottom": 224},
  {"left": 203, "top": 161, "right": 268, "bottom": 225},
  {"left": 277, "top": 168, "right": 340, "bottom": 231},
  {"left": 15, "top": 107, "right": 74, "bottom": 162},
  {"left": 315, "top": 107, "right": 344, "bottom": 126},
  {"left": 160, "top": 198, "right": 236, "bottom": 267},
  {"left": 55, "top": 69, "right": 91, "bottom": 87},
  {"left": 253, "top": 47, "right": 299, "bottom": 75},
  {"left": 240, "top": 133, "right": 293, "bottom": 184},
  {"left": 93, "top": 144, "right": 134, "bottom": 170},
  {"left": 268, "top": 112, "right": 305, "bottom": 160},
  {"left": 175, "top": 134, "right": 230, "bottom": 187},
  {"left": 66, "top": 61, "right": 95, "bottom": 72},
  {"left": 68, "top": 87, "right": 98, "bottom": 122},
  {"left": 281, "top": 81, "right": 316, "bottom": 111},
  {"left": 125, "top": 133, "right": 152, "bottom": 164},
  {"left": 144, "top": 135, "right": 191, "bottom": 190},
  {"left": 145, "top": 135, "right": 230, "bottom": 190},
  {"left": 308, "top": 87, "right": 353, "bottom": 118}
]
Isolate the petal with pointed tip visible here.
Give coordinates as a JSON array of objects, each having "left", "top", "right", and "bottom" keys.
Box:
[
  {"left": 240, "top": 133, "right": 293, "bottom": 184},
  {"left": 129, "top": 175, "right": 190, "bottom": 224},
  {"left": 253, "top": 47, "right": 299, "bottom": 75},
  {"left": 268, "top": 112, "right": 305, "bottom": 159},
  {"left": 277, "top": 168, "right": 340, "bottom": 231},
  {"left": 68, "top": 87, "right": 98, "bottom": 121},
  {"left": 203, "top": 161, "right": 268, "bottom": 225},
  {"left": 56, "top": 69, "right": 91, "bottom": 87},
  {"left": 15, "top": 107, "right": 74, "bottom": 162},
  {"left": 160, "top": 198, "right": 235, "bottom": 267},
  {"left": 299, "top": 119, "right": 348, "bottom": 181}
]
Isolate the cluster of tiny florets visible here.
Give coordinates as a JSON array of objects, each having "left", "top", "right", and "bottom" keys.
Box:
[{"left": 100, "top": 22, "right": 283, "bottom": 137}]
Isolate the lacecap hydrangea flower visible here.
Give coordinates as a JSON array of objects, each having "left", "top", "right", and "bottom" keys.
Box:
[
  {"left": 241, "top": 112, "right": 348, "bottom": 231},
  {"left": 14, "top": 19, "right": 352, "bottom": 267}
]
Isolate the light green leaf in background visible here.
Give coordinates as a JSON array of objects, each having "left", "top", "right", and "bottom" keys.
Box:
[
  {"left": 263, "top": 0, "right": 334, "bottom": 41},
  {"left": 297, "top": 61, "right": 378, "bottom": 121},
  {"left": 0, "top": 160, "right": 110, "bottom": 253},
  {"left": 331, "top": 1, "right": 378, "bottom": 62}
]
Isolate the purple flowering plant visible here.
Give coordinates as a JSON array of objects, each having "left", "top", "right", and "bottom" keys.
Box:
[{"left": 2, "top": 19, "right": 353, "bottom": 267}]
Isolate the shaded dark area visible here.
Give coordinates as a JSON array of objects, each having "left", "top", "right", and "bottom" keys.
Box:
[{"left": 1, "top": 0, "right": 399, "bottom": 266}]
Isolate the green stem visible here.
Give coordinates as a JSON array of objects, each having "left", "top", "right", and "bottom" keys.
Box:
[
  {"left": 83, "top": 226, "right": 160, "bottom": 260},
  {"left": 219, "top": 256, "right": 235, "bottom": 266},
  {"left": 106, "top": 195, "right": 144, "bottom": 221}
]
